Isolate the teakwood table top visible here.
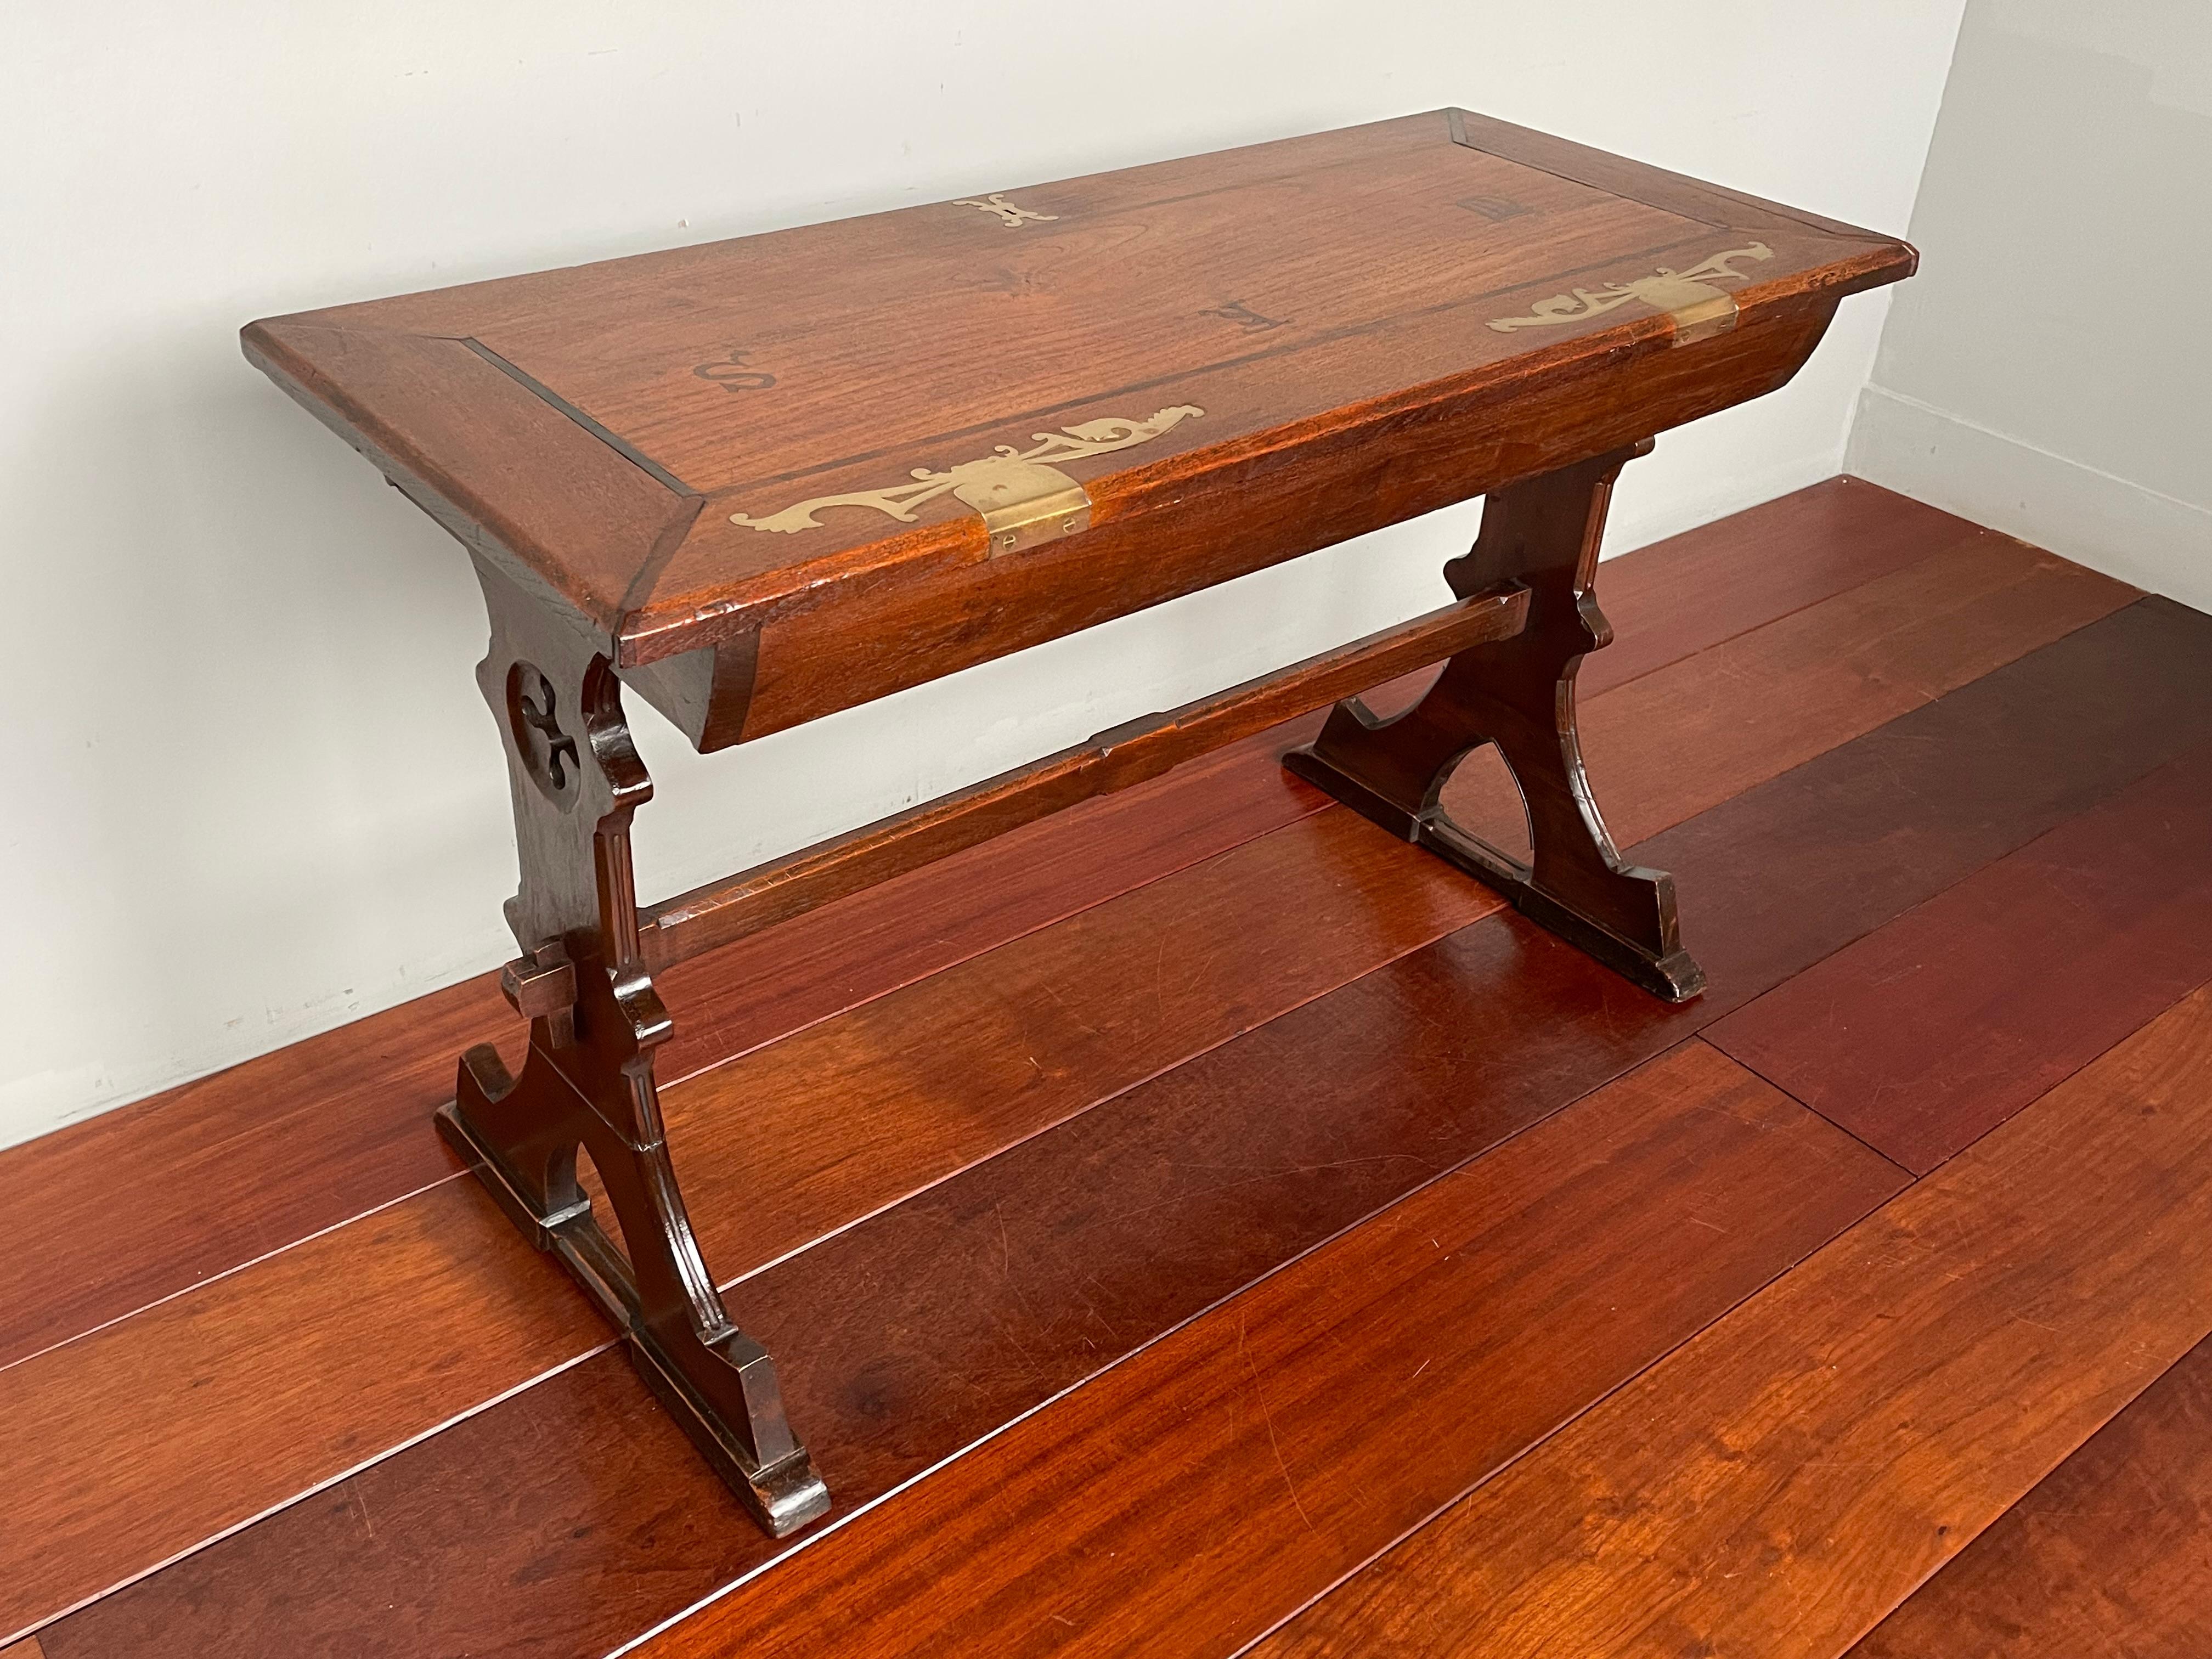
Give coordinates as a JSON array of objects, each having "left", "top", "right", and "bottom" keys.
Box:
[{"left": 244, "top": 109, "right": 1911, "bottom": 743}]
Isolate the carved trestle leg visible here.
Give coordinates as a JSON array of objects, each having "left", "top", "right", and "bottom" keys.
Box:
[
  {"left": 436, "top": 557, "right": 830, "bottom": 1537},
  {"left": 1285, "top": 441, "right": 1705, "bottom": 1002}
]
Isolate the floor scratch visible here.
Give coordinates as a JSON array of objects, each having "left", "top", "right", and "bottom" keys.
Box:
[{"left": 1239, "top": 1307, "right": 1318, "bottom": 1536}]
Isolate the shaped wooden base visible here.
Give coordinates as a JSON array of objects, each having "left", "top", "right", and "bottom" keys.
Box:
[
  {"left": 1288, "top": 443, "right": 1705, "bottom": 1005},
  {"left": 438, "top": 1062, "right": 830, "bottom": 1538},
  {"left": 447, "top": 557, "right": 831, "bottom": 1538},
  {"left": 1283, "top": 737, "right": 1702, "bottom": 1001}
]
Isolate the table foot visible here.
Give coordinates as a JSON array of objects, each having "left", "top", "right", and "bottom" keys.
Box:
[
  {"left": 1286, "top": 443, "right": 1705, "bottom": 1005},
  {"left": 1283, "top": 738, "right": 1701, "bottom": 1001},
  {"left": 440, "top": 1042, "right": 830, "bottom": 1538}
]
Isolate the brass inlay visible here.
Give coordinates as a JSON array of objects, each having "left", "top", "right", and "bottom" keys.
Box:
[
  {"left": 952, "top": 192, "right": 1058, "bottom": 228},
  {"left": 1488, "top": 242, "right": 1774, "bottom": 343},
  {"left": 728, "top": 407, "right": 1204, "bottom": 551}
]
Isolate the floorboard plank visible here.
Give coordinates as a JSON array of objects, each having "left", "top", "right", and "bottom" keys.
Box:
[
  {"left": 1578, "top": 477, "right": 1996, "bottom": 699},
  {"left": 1444, "top": 523, "right": 2132, "bottom": 851},
  {"left": 1848, "top": 1334, "right": 2212, "bottom": 1659},
  {"left": 0, "top": 480, "right": 1989, "bottom": 1370},
  {"left": 34, "top": 913, "right": 1697, "bottom": 1659},
  {"left": 664, "top": 807, "right": 1500, "bottom": 1277},
  {"left": 35, "top": 596, "right": 2212, "bottom": 1658},
  {"left": 0, "top": 726, "right": 1330, "bottom": 1373},
  {"left": 1251, "top": 982, "right": 2212, "bottom": 1659},
  {"left": 616, "top": 1045, "right": 1901, "bottom": 1659},
  {"left": 1709, "top": 739, "right": 2212, "bottom": 1171},
  {"left": 1646, "top": 598, "right": 2212, "bottom": 1002},
  {"left": 483, "top": 1048, "right": 1902, "bottom": 1659},
  {"left": 0, "top": 972, "right": 510, "bottom": 1375},
  {"left": 0, "top": 808, "right": 1491, "bottom": 1643}
]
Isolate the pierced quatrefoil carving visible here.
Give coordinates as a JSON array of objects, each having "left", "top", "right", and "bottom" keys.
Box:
[{"left": 507, "top": 662, "right": 582, "bottom": 808}]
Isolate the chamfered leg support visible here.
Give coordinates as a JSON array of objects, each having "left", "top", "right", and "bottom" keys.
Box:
[
  {"left": 1285, "top": 441, "right": 1705, "bottom": 1003},
  {"left": 436, "top": 555, "right": 828, "bottom": 1538}
]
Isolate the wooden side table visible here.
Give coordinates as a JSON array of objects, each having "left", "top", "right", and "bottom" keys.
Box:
[{"left": 244, "top": 109, "right": 1912, "bottom": 1537}]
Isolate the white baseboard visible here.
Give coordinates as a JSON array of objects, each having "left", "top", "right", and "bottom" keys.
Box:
[{"left": 1847, "top": 384, "right": 2211, "bottom": 613}]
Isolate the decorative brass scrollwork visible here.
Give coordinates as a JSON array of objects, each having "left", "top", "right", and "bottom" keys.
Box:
[
  {"left": 952, "top": 193, "right": 1057, "bottom": 228},
  {"left": 1488, "top": 242, "right": 1775, "bottom": 336},
  {"left": 727, "top": 405, "right": 1204, "bottom": 538}
]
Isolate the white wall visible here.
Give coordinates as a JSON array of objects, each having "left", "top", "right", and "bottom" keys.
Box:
[
  {"left": 1849, "top": 0, "right": 2212, "bottom": 608},
  {"left": 0, "top": 1, "right": 1965, "bottom": 1149}
]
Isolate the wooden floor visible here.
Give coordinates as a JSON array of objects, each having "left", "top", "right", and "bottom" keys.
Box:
[{"left": 8, "top": 476, "right": 2212, "bottom": 1658}]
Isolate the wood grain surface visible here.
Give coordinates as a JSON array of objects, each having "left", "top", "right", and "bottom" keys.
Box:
[
  {"left": 636, "top": 584, "right": 1526, "bottom": 968},
  {"left": 18, "top": 521, "right": 2209, "bottom": 1657},
  {"left": 34, "top": 578, "right": 2209, "bottom": 1658},
  {"left": 0, "top": 1175, "right": 599, "bottom": 1645},
  {"left": 0, "top": 970, "right": 508, "bottom": 1375},
  {"left": 0, "top": 716, "right": 1328, "bottom": 1373},
  {"left": 610, "top": 1044, "right": 1906, "bottom": 1659},
  {"left": 242, "top": 110, "right": 1909, "bottom": 734},
  {"left": 1849, "top": 1333, "right": 2212, "bottom": 1659},
  {"left": 31, "top": 908, "right": 1699, "bottom": 1658},
  {"left": 0, "top": 808, "right": 1488, "bottom": 1640},
  {"left": 1642, "top": 597, "right": 2212, "bottom": 1003},
  {"left": 1711, "top": 738, "right": 2212, "bottom": 1171},
  {"left": 1252, "top": 981, "right": 2212, "bottom": 1659},
  {"left": 1446, "top": 108, "right": 1912, "bottom": 246},
  {"left": 701, "top": 295, "right": 1847, "bottom": 740},
  {"left": 1442, "top": 526, "right": 2131, "bottom": 850},
  {"left": 659, "top": 806, "right": 1498, "bottom": 1276},
  {"left": 1575, "top": 476, "right": 1995, "bottom": 700},
  {"left": 0, "top": 480, "right": 1964, "bottom": 1377}
]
